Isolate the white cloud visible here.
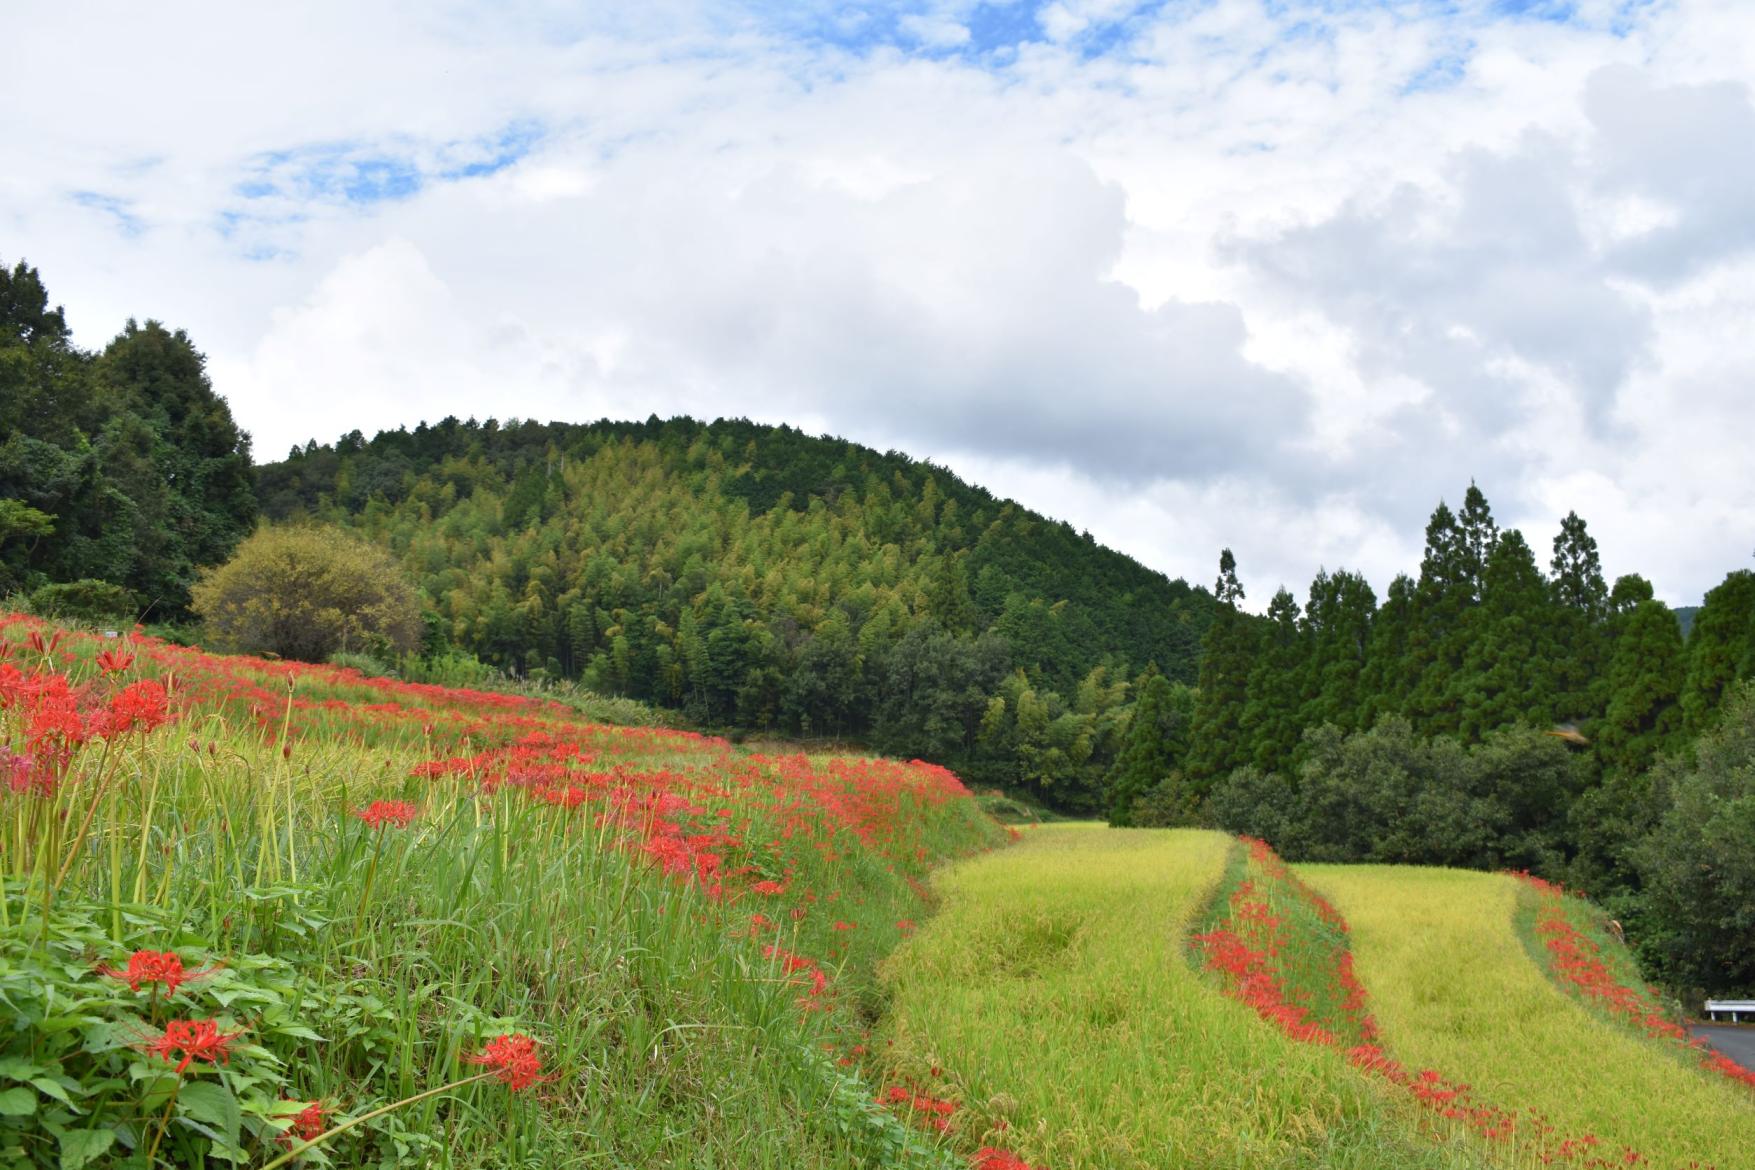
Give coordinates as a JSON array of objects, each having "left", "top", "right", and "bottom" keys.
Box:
[{"left": 4, "top": 0, "right": 1754, "bottom": 606}]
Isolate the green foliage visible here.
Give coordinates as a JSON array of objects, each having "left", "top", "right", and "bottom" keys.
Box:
[
  {"left": 192, "top": 525, "right": 423, "bottom": 663},
  {"left": 25, "top": 578, "right": 138, "bottom": 624},
  {"left": 1679, "top": 569, "right": 1755, "bottom": 735},
  {"left": 1630, "top": 683, "right": 1755, "bottom": 996},
  {"left": 253, "top": 416, "right": 1213, "bottom": 809},
  {"left": 1183, "top": 549, "right": 1256, "bottom": 794},
  {"left": 1105, "top": 673, "right": 1193, "bottom": 825},
  {"left": 1207, "top": 719, "right": 1579, "bottom": 873},
  {"left": 1595, "top": 598, "right": 1685, "bottom": 778},
  {"left": 0, "top": 260, "right": 254, "bottom": 615},
  {"left": 1239, "top": 587, "right": 1305, "bottom": 775}
]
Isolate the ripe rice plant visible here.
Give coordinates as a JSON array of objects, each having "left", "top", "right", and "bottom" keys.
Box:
[
  {"left": 1300, "top": 865, "right": 1754, "bottom": 1170},
  {"left": 877, "top": 824, "right": 1491, "bottom": 1170},
  {"left": 0, "top": 613, "right": 1002, "bottom": 1168},
  {"left": 1513, "top": 872, "right": 1755, "bottom": 1092}
]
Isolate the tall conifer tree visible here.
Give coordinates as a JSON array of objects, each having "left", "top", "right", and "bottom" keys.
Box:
[
  {"left": 1239, "top": 587, "right": 1306, "bottom": 775},
  {"left": 1185, "top": 549, "right": 1256, "bottom": 794},
  {"left": 1359, "top": 573, "right": 1417, "bottom": 725},
  {"left": 1679, "top": 569, "right": 1755, "bottom": 734},
  {"left": 1549, "top": 511, "right": 1610, "bottom": 723},
  {"left": 1298, "top": 568, "right": 1376, "bottom": 733},
  {"left": 1596, "top": 598, "right": 1685, "bottom": 776},
  {"left": 1457, "top": 529, "right": 1557, "bottom": 739}
]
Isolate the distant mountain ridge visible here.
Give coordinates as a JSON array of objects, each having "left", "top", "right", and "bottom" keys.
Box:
[{"left": 256, "top": 414, "right": 1212, "bottom": 804}]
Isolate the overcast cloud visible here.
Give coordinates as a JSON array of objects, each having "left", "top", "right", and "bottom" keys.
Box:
[{"left": 4, "top": 0, "right": 1753, "bottom": 607}]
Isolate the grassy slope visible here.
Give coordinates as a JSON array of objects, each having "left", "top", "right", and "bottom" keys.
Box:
[
  {"left": 878, "top": 825, "right": 1488, "bottom": 1170},
  {"left": 1300, "top": 866, "right": 1753, "bottom": 1170},
  {"left": 0, "top": 615, "right": 1002, "bottom": 1169}
]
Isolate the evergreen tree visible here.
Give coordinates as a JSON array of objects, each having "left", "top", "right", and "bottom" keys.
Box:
[
  {"left": 1608, "top": 572, "right": 1655, "bottom": 615},
  {"left": 1405, "top": 496, "right": 1480, "bottom": 735},
  {"left": 95, "top": 320, "right": 257, "bottom": 615},
  {"left": 1359, "top": 573, "right": 1417, "bottom": 725},
  {"left": 1456, "top": 529, "right": 1557, "bottom": 739},
  {"left": 1549, "top": 511, "right": 1610, "bottom": 722},
  {"left": 1455, "top": 482, "right": 1499, "bottom": 596},
  {"left": 1596, "top": 598, "right": 1685, "bottom": 777},
  {"left": 1106, "top": 671, "right": 1185, "bottom": 824},
  {"left": 1298, "top": 568, "right": 1376, "bottom": 733},
  {"left": 1184, "top": 549, "right": 1256, "bottom": 794},
  {"left": 1239, "top": 587, "right": 1305, "bottom": 775},
  {"left": 1679, "top": 569, "right": 1755, "bottom": 734}
]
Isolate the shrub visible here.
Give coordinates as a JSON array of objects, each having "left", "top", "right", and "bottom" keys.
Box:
[
  {"left": 191, "top": 525, "right": 422, "bottom": 663},
  {"left": 26, "top": 578, "right": 138, "bottom": 624},
  {"left": 1631, "top": 682, "right": 1755, "bottom": 996}
]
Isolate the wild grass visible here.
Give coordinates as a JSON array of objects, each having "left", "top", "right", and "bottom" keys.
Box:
[
  {"left": 878, "top": 824, "right": 1491, "bottom": 1170},
  {"left": 0, "top": 614, "right": 1000, "bottom": 1168},
  {"left": 1300, "top": 865, "right": 1755, "bottom": 1170}
]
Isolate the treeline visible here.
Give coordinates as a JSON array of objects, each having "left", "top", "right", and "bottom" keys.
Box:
[
  {"left": 0, "top": 259, "right": 256, "bottom": 617},
  {"left": 255, "top": 416, "right": 1213, "bottom": 808},
  {"left": 1132, "top": 483, "right": 1755, "bottom": 994}
]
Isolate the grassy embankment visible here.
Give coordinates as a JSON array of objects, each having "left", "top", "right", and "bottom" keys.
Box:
[
  {"left": 0, "top": 614, "right": 1004, "bottom": 1169},
  {"left": 1302, "top": 865, "right": 1754, "bottom": 1170},
  {"left": 878, "top": 824, "right": 1490, "bottom": 1170}
]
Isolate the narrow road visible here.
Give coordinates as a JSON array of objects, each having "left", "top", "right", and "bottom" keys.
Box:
[{"left": 1690, "top": 1025, "right": 1755, "bottom": 1072}]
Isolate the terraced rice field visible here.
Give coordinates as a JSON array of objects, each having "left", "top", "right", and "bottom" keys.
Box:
[
  {"left": 1302, "top": 866, "right": 1755, "bottom": 1170},
  {"left": 878, "top": 825, "right": 1488, "bottom": 1170}
]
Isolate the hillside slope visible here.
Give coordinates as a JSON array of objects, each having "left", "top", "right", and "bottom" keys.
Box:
[
  {"left": 0, "top": 612, "right": 1004, "bottom": 1168},
  {"left": 254, "top": 416, "right": 1214, "bottom": 807}
]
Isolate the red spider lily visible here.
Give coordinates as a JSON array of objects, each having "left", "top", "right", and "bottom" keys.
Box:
[
  {"left": 277, "top": 1100, "right": 330, "bottom": 1147},
  {"left": 355, "top": 800, "right": 419, "bottom": 829},
  {"left": 26, "top": 630, "right": 64, "bottom": 657},
  {"left": 98, "top": 950, "right": 218, "bottom": 996},
  {"left": 95, "top": 647, "right": 135, "bottom": 674},
  {"left": 96, "top": 679, "right": 171, "bottom": 738},
  {"left": 975, "top": 1148, "right": 1043, "bottom": 1170},
  {"left": 878, "top": 1085, "right": 958, "bottom": 1133},
  {"left": 466, "top": 1032, "right": 547, "bottom": 1090},
  {"left": 140, "top": 1018, "right": 245, "bottom": 1074},
  {"left": 1513, "top": 871, "right": 1755, "bottom": 1097}
]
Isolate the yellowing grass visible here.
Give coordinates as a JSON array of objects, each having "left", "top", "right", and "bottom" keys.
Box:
[
  {"left": 1300, "top": 866, "right": 1755, "bottom": 1170},
  {"left": 880, "top": 825, "right": 1488, "bottom": 1170}
]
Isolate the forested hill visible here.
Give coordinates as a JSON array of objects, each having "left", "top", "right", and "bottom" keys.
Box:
[{"left": 256, "top": 415, "right": 1213, "bottom": 803}]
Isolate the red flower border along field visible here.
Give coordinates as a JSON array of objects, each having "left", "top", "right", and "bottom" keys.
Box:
[
  {"left": 3, "top": 613, "right": 1750, "bottom": 1169},
  {"left": 0, "top": 613, "right": 1005, "bottom": 1168}
]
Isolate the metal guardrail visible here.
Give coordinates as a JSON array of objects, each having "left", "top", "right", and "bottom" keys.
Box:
[{"left": 1703, "top": 999, "right": 1755, "bottom": 1023}]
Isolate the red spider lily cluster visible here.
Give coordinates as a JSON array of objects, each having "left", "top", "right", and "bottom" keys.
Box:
[
  {"left": 99, "top": 949, "right": 218, "bottom": 996},
  {"left": 466, "top": 1033, "right": 547, "bottom": 1090},
  {"left": 278, "top": 1100, "right": 330, "bottom": 1147},
  {"left": 1195, "top": 838, "right": 1657, "bottom": 1170},
  {"left": 2, "top": 613, "right": 1010, "bottom": 1161},
  {"left": 974, "top": 1147, "right": 1043, "bottom": 1170},
  {"left": 1516, "top": 872, "right": 1755, "bottom": 1094},
  {"left": 356, "top": 799, "right": 420, "bottom": 829},
  {"left": 140, "top": 1018, "right": 246, "bottom": 1075},
  {"left": 1190, "top": 837, "right": 1376, "bottom": 1048},
  {"left": 879, "top": 1084, "right": 958, "bottom": 1133}
]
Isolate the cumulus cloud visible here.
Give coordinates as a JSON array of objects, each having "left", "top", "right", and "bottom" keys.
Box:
[{"left": 4, "top": 0, "right": 1755, "bottom": 605}]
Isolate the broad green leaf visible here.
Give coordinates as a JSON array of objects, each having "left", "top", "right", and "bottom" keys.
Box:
[
  {"left": 58, "top": 1128, "right": 115, "bottom": 1170},
  {"left": 31, "top": 1077, "right": 79, "bottom": 1107},
  {"left": 177, "top": 1080, "right": 241, "bottom": 1148},
  {"left": 0, "top": 1057, "right": 42, "bottom": 1080},
  {"left": 0, "top": 1087, "right": 36, "bottom": 1115}
]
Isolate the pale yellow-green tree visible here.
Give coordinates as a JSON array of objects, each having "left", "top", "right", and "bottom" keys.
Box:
[{"left": 192, "top": 524, "right": 423, "bottom": 663}]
